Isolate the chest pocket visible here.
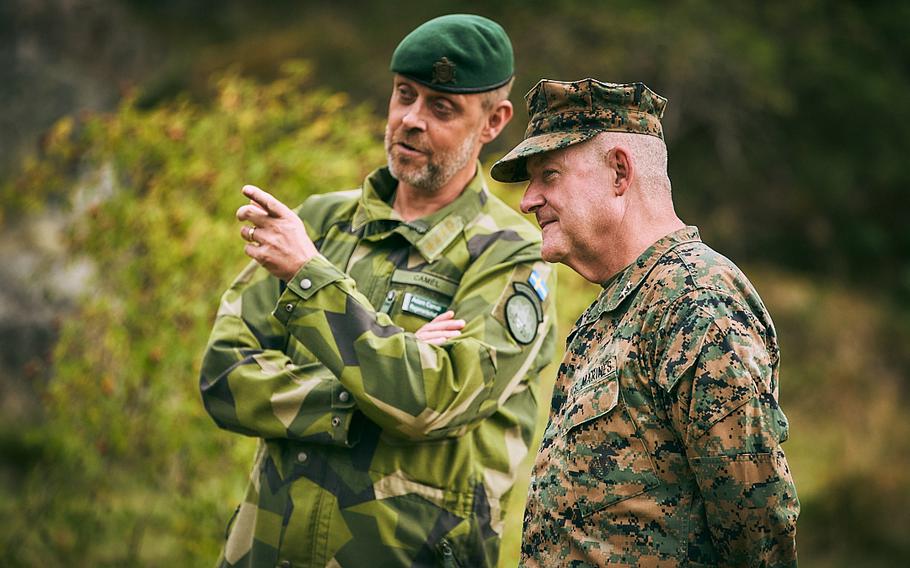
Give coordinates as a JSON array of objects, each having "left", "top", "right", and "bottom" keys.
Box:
[
  {"left": 560, "top": 360, "right": 661, "bottom": 517},
  {"left": 384, "top": 269, "right": 459, "bottom": 333}
]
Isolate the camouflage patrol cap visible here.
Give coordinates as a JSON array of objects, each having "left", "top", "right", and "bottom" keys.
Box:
[
  {"left": 390, "top": 14, "right": 514, "bottom": 93},
  {"left": 491, "top": 78, "right": 668, "bottom": 182}
]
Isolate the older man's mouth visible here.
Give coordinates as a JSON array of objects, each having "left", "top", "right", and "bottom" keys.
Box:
[{"left": 537, "top": 216, "right": 557, "bottom": 229}]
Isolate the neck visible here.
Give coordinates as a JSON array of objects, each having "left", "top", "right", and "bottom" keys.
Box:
[
  {"left": 581, "top": 204, "right": 685, "bottom": 284},
  {"left": 393, "top": 162, "right": 477, "bottom": 221},
  {"left": 618, "top": 220, "right": 686, "bottom": 275}
]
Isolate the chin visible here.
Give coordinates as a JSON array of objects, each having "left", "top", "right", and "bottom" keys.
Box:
[
  {"left": 388, "top": 157, "right": 417, "bottom": 181},
  {"left": 540, "top": 243, "right": 565, "bottom": 264},
  {"left": 388, "top": 154, "right": 407, "bottom": 170}
]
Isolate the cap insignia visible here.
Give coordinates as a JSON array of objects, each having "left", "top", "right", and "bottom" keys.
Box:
[{"left": 432, "top": 57, "right": 456, "bottom": 84}]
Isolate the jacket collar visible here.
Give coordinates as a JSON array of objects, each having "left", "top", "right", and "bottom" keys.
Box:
[
  {"left": 350, "top": 164, "right": 487, "bottom": 262},
  {"left": 580, "top": 226, "right": 701, "bottom": 325}
]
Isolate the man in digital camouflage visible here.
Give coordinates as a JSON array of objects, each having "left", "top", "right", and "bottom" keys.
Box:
[
  {"left": 491, "top": 78, "right": 799, "bottom": 566},
  {"left": 199, "top": 14, "right": 557, "bottom": 568}
]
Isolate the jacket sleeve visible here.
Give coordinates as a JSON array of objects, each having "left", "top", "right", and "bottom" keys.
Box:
[
  {"left": 199, "top": 259, "right": 359, "bottom": 446},
  {"left": 656, "top": 289, "right": 800, "bottom": 567},
  {"left": 271, "top": 244, "right": 557, "bottom": 441}
]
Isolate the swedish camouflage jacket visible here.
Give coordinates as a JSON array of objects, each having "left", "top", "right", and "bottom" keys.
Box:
[{"left": 201, "top": 166, "right": 557, "bottom": 568}]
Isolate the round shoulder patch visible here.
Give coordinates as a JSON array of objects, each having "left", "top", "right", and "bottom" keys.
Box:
[{"left": 505, "top": 293, "right": 538, "bottom": 345}]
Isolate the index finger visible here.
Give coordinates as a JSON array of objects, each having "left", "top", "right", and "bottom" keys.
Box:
[{"left": 242, "top": 185, "right": 287, "bottom": 217}]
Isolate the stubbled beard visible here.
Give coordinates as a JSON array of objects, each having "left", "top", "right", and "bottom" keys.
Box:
[{"left": 385, "top": 125, "right": 479, "bottom": 193}]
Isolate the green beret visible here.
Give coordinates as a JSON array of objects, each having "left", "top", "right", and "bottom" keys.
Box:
[
  {"left": 390, "top": 14, "right": 514, "bottom": 93},
  {"left": 491, "top": 78, "right": 668, "bottom": 183}
]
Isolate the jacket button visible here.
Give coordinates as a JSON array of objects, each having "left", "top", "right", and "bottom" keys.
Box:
[
  {"left": 300, "top": 278, "right": 312, "bottom": 290},
  {"left": 331, "top": 416, "right": 341, "bottom": 427},
  {"left": 277, "top": 561, "right": 292, "bottom": 568},
  {"left": 297, "top": 451, "right": 308, "bottom": 463},
  {"left": 338, "top": 391, "right": 350, "bottom": 403},
  {"left": 284, "top": 303, "right": 294, "bottom": 312}
]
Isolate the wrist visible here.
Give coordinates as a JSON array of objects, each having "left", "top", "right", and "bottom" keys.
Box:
[{"left": 281, "top": 243, "right": 318, "bottom": 281}]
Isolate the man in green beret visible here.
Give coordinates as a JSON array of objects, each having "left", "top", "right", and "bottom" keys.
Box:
[
  {"left": 199, "top": 14, "right": 557, "bottom": 568},
  {"left": 492, "top": 78, "right": 800, "bottom": 566}
]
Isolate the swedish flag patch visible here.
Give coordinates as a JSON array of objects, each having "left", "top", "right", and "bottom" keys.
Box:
[{"left": 528, "top": 270, "right": 548, "bottom": 301}]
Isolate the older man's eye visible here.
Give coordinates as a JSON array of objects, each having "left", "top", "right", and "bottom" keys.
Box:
[{"left": 543, "top": 169, "right": 558, "bottom": 180}]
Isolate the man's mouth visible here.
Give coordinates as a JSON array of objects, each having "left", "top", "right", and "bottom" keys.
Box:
[
  {"left": 395, "top": 141, "right": 426, "bottom": 155},
  {"left": 537, "top": 216, "right": 556, "bottom": 229}
]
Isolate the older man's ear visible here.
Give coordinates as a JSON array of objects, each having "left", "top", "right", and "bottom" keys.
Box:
[{"left": 606, "top": 146, "right": 633, "bottom": 196}]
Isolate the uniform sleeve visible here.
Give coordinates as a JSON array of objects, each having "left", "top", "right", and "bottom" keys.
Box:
[
  {"left": 655, "top": 290, "right": 800, "bottom": 567},
  {"left": 272, "top": 245, "right": 556, "bottom": 441},
  {"left": 199, "top": 260, "right": 359, "bottom": 446}
]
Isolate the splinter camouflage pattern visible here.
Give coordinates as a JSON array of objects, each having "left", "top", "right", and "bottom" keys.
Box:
[
  {"left": 523, "top": 227, "right": 799, "bottom": 567},
  {"left": 200, "top": 164, "right": 557, "bottom": 568},
  {"left": 491, "top": 78, "right": 667, "bottom": 183}
]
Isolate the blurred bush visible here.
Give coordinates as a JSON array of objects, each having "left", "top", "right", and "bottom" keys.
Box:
[{"left": 0, "top": 62, "right": 384, "bottom": 566}]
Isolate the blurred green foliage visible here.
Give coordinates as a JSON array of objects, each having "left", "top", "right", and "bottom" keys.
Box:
[
  {"left": 0, "top": 63, "right": 386, "bottom": 566},
  {"left": 2, "top": 1, "right": 910, "bottom": 566}
]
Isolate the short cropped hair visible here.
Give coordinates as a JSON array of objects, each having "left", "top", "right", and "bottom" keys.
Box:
[{"left": 480, "top": 78, "right": 515, "bottom": 111}]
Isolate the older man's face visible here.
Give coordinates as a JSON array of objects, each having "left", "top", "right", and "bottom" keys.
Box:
[
  {"left": 520, "top": 141, "right": 621, "bottom": 271},
  {"left": 384, "top": 75, "right": 485, "bottom": 193}
]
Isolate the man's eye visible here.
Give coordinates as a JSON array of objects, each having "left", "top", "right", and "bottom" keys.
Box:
[
  {"left": 543, "top": 169, "right": 558, "bottom": 180},
  {"left": 398, "top": 88, "right": 416, "bottom": 102},
  {"left": 433, "top": 101, "right": 454, "bottom": 115}
]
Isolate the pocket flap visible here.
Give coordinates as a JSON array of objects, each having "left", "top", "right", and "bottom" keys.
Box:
[{"left": 563, "top": 370, "right": 619, "bottom": 433}]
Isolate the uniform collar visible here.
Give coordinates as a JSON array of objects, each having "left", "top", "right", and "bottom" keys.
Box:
[
  {"left": 350, "top": 163, "right": 488, "bottom": 262},
  {"left": 581, "top": 226, "right": 701, "bottom": 324}
]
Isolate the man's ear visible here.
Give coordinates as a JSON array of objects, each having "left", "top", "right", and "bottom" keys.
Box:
[
  {"left": 606, "top": 146, "right": 633, "bottom": 196},
  {"left": 479, "top": 100, "right": 513, "bottom": 144}
]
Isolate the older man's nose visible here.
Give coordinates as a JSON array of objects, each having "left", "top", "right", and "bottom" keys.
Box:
[{"left": 520, "top": 183, "right": 545, "bottom": 215}]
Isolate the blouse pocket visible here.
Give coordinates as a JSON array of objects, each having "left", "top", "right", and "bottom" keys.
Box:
[
  {"left": 385, "top": 286, "right": 454, "bottom": 334},
  {"left": 561, "top": 365, "right": 661, "bottom": 517}
]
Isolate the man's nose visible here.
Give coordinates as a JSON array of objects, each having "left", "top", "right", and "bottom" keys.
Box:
[
  {"left": 401, "top": 101, "right": 427, "bottom": 131},
  {"left": 520, "top": 182, "right": 544, "bottom": 214}
]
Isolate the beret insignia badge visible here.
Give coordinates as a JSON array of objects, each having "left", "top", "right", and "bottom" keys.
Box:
[{"left": 432, "top": 57, "right": 456, "bottom": 84}]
